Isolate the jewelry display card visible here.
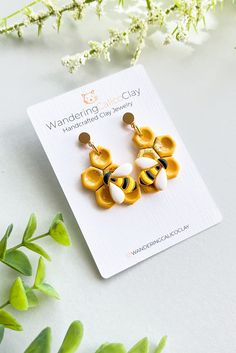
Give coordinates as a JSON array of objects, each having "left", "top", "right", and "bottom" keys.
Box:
[{"left": 28, "top": 65, "right": 222, "bottom": 278}]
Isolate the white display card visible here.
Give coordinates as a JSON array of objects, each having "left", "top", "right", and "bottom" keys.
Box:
[{"left": 28, "top": 65, "right": 222, "bottom": 278}]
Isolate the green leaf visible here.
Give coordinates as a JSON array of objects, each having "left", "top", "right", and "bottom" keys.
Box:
[
  {"left": 36, "top": 283, "right": 60, "bottom": 299},
  {"left": 23, "top": 284, "right": 39, "bottom": 308},
  {"left": 6, "top": 224, "right": 13, "bottom": 237},
  {"left": 0, "top": 235, "right": 8, "bottom": 260},
  {"left": 26, "top": 290, "right": 39, "bottom": 308},
  {"left": 24, "top": 7, "right": 33, "bottom": 17},
  {"left": 49, "top": 220, "right": 71, "bottom": 246},
  {"left": 58, "top": 321, "right": 83, "bottom": 353},
  {"left": 128, "top": 338, "right": 148, "bottom": 353},
  {"left": 95, "top": 343, "right": 126, "bottom": 353},
  {"left": 154, "top": 336, "right": 167, "bottom": 353},
  {"left": 23, "top": 214, "right": 37, "bottom": 242},
  {"left": 0, "top": 325, "right": 4, "bottom": 344},
  {"left": 0, "top": 224, "right": 13, "bottom": 259},
  {"left": 174, "top": 0, "right": 182, "bottom": 7},
  {"left": 38, "top": 22, "right": 42, "bottom": 36},
  {"left": 32, "top": 258, "right": 59, "bottom": 299},
  {"left": 146, "top": 0, "right": 151, "bottom": 10},
  {"left": 0, "top": 309, "right": 22, "bottom": 331},
  {"left": 10, "top": 277, "right": 28, "bottom": 311},
  {"left": 3, "top": 250, "right": 32, "bottom": 276},
  {"left": 34, "top": 257, "right": 45, "bottom": 287},
  {"left": 51, "top": 213, "right": 64, "bottom": 226},
  {"left": 24, "top": 327, "right": 51, "bottom": 353},
  {"left": 0, "top": 17, "right": 7, "bottom": 28},
  {"left": 56, "top": 14, "right": 62, "bottom": 32},
  {"left": 25, "top": 243, "right": 51, "bottom": 261}
]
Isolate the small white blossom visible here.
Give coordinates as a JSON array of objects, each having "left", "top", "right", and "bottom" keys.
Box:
[{"left": 0, "top": 0, "right": 225, "bottom": 71}]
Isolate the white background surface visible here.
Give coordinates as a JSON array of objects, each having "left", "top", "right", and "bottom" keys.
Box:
[{"left": 0, "top": 1, "right": 235, "bottom": 352}]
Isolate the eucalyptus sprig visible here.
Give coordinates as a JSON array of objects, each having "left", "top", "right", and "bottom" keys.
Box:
[
  {"left": 0, "top": 257, "right": 59, "bottom": 343},
  {"left": 0, "top": 213, "right": 71, "bottom": 276},
  {"left": 23, "top": 320, "right": 167, "bottom": 353}
]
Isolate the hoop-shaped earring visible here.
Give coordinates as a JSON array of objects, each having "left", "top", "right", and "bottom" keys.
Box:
[
  {"left": 123, "top": 112, "right": 180, "bottom": 193},
  {"left": 79, "top": 132, "right": 141, "bottom": 209}
]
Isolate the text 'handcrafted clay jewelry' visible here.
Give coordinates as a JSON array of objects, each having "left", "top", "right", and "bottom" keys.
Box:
[
  {"left": 123, "top": 112, "right": 180, "bottom": 193},
  {"left": 79, "top": 132, "right": 141, "bottom": 209}
]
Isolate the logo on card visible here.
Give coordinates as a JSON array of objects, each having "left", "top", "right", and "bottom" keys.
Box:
[
  {"left": 44, "top": 87, "right": 141, "bottom": 132},
  {"left": 81, "top": 90, "right": 98, "bottom": 105}
]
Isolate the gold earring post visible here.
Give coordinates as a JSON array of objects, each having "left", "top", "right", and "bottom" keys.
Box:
[
  {"left": 122, "top": 112, "right": 142, "bottom": 136},
  {"left": 78, "top": 132, "right": 100, "bottom": 154}
]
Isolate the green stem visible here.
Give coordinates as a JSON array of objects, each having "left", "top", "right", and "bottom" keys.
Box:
[
  {"left": 6, "top": 233, "right": 49, "bottom": 253},
  {"left": 165, "top": 4, "right": 178, "bottom": 14},
  {"left": 28, "top": 233, "right": 49, "bottom": 243},
  {"left": 0, "top": 300, "right": 10, "bottom": 309},
  {"left": 7, "top": 243, "right": 23, "bottom": 252},
  {"left": 0, "top": 0, "right": 97, "bottom": 35},
  {"left": 4, "top": 0, "right": 41, "bottom": 21}
]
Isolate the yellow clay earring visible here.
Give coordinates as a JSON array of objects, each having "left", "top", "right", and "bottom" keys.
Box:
[
  {"left": 79, "top": 132, "right": 141, "bottom": 209},
  {"left": 122, "top": 112, "right": 180, "bottom": 193}
]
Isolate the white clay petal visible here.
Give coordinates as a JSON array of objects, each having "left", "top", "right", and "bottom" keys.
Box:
[
  {"left": 109, "top": 183, "right": 125, "bottom": 204},
  {"left": 154, "top": 168, "right": 167, "bottom": 190},
  {"left": 112, "top": 163, "right": 132, "bottom": 177},
  {"left": 135, "top": 157, "right": 157, "bottom": 169}
]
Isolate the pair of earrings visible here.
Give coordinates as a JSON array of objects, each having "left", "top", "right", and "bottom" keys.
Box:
[{"left": 79, "top": 113, "right": 180, "bottom": 209}]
